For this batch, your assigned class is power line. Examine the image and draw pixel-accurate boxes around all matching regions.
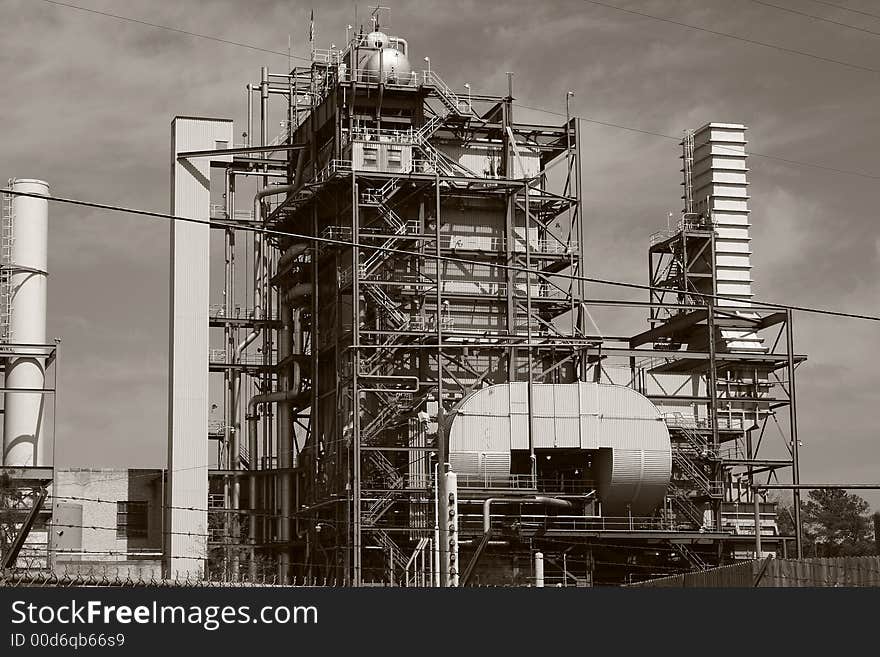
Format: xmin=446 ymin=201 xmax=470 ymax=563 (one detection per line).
xmin=750 ymin=0 xmax=880 ymax=38
xmin=37 ymin=0 xmax=311 ymax=62
xmin=32 ymin=0 xmax=880 ymax=183
xmin=516 ymin=105 xmax=880 ymax=181
xmin=581 ymin=0 xmax=880 ymax=75
xmin=4 ymin=185 xmax=879 ymax=323
xmin=811 ymin=0 xmax=880 ymax=22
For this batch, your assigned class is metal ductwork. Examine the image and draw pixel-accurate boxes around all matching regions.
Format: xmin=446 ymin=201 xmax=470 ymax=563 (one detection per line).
xmin=447 ymin=382 xmax=672 ymax=515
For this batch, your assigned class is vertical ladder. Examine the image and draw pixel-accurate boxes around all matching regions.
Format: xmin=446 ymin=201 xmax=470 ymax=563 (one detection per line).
xmin=0 ymin=181 xmax=15 ymax=342
xmin=682 ymin=130 xmax=695 ymax=214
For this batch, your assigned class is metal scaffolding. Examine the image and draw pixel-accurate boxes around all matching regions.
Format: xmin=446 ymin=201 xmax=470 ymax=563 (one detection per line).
xmin=191 ymin=28 xmax=805 ymax=586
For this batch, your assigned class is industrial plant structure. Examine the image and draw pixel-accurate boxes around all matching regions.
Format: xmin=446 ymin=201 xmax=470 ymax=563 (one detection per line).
xmin=161 ymin=12 xmax=807 ymax=586
xmin=0 ymin=178 xmax=57 ymax=569
xmin=0 ymin=11 xmax=806 ymax=586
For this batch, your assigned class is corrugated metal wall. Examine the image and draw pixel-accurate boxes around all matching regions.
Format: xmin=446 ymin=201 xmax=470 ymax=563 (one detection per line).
xmin=448 ymin=382 xmax=671 ymax=512
xmin=628 ymin=556 xmax=880 ymax=587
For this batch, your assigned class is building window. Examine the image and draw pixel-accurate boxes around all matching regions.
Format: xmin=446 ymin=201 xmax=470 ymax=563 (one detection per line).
xmin=387 ymin=147 xmax=402 ymax=170
xmin=117 ymin=501 xmax=148 ymax=539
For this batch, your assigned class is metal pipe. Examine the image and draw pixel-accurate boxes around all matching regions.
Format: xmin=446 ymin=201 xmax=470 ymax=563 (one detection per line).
xmin=277 ymin=292 xmax=292 ymax=582
xmin=748 ymin=429 xmax=761 ymax=559
xmin=433 ymin=460 xmax=440 ymax=587
xmin=482 ymin=497 xmax=572 ymax=534
xmin=434 ymin=168 xmax=447 ymax=587
xmin=786 ymin=309 xmax=803 ymax=558
xmin=282 ymin=282 xmax=312 ymax=304
xmin=260 ymin=67 xmax=269 ymax=159
xmin=351 ymin=176 xmax=362 ymax=586
xmin=534 ymin=552 xmax=544 ymax=588
xmin=275 ymin=242 xmax=309 ymax=280
xmin=524 ymin=181 xmax=536 ymax=484
xmin=227 ymin=169 xmax=238 ymax=581
xmin=236 ymin=182 xmax=302 ymax=361
xmin=246 ymin=387 xmax=309 ymax=580
xmin=259 ymin=69 xmax=271 ymax=546
xmin=247 ymin=84 xmax=253 ymax=148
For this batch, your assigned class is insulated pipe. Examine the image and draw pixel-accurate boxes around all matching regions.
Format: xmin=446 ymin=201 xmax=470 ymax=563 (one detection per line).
xmin=291 ymin=308 xmax=303 ymax=401
xmin=277 ymin=295 xmax=292 ymax=582
xmin=282 ymin=283 xmax=312 ymax=305
xmin=239 ymin=177 xmax=304 ymax=580
xmin=482 ymin=496 xmax=572 ymax=534
xmin=235 ymin=182 xmax=302 ymax=365
xmin=534 ymin=552 xmax=544 ymax=588
xmin=246 ymin=388 xmax=309 ymax=577
xmin=3 ymin=179 xmax=49 ymax=467
xmin=275 ymin=242 xmax=309 ymax=280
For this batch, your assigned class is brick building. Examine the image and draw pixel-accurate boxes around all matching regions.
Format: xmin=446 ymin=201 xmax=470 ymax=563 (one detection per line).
xmin=49 ymin=468 xmax=164 ymax=578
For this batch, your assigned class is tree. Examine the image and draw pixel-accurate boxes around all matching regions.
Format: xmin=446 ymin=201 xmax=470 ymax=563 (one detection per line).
xmin=776 ymin=489 xmax=876 ymax=557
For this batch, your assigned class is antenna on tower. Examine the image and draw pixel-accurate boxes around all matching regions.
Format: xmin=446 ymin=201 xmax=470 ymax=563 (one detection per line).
xmin=370 ymin=5 xmax=390 ymax=30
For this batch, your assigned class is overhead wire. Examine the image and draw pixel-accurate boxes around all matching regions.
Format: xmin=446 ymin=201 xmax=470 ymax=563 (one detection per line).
xmin=513 ymin=105 xmax=880 ymax=181
xmin=33 ymin=0 xmax=880 ymax=183
xmin=751 ymin=0 xmax=880 ymax=38
xmin=810 ymin=0 xmax=880 ymax=22
xmin=580 ymin=0 xmax=880 ymax=75
xmin=3 ymin=186 xmax=878 ymax=323
xmin=37 ymin=0 xmax=312 ymax=62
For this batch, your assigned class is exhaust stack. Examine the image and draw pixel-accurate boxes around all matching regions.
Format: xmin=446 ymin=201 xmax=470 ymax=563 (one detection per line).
xmin=2 ymin=178 xmax=49 ymax=467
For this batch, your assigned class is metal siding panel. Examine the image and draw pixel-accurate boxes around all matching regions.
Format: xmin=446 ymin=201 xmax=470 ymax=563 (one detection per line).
xmin=169 ymin=117 xmax=232 ymax=578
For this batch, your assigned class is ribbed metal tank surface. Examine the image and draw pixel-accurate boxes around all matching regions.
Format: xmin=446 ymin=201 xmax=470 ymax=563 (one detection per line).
xmin=447 ymin=382 xmax=671 ymax=514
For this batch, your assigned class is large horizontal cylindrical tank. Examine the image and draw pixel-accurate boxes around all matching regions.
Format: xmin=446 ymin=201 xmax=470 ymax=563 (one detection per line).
xmin=3 ymin=178 xmax=49 ymax=467
xmin=446 ymin=382 xmax=672 ymax=515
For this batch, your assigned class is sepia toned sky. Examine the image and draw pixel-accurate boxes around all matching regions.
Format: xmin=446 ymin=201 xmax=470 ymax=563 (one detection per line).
xmin=1 ymin=0 xmax=878 ymax=505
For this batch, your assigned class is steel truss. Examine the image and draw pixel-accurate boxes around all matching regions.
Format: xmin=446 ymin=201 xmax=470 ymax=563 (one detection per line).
xmin=202 ymin=50 xmax=804 ymax=585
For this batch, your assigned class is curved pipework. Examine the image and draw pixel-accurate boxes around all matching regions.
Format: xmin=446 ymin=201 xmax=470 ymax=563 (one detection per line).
xmin=389 ymin=37 xmax=408 ymax=55
xmin=246 ymin=387 xmax=309 ymax=581
xmin=283 ymin=282 xmax=312 ymax=305
xmin=277 ymin=242 xmax=308 ymax=270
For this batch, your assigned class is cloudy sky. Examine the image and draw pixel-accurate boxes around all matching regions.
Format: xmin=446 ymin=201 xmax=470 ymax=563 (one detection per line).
xmin=1 ymin=1 xmax=878 ymax=504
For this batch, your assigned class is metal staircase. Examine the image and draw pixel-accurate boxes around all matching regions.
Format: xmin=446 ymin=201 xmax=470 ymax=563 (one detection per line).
xmin=674 ymin=541 xmax=709 ymax=571
xmin=360 ymin=331 xmax=411 ymax=375
xmin=365 ymin=448 xmax=406 ymax=526
xmin=672 ymin=450 xmax=723 ymax=498
xmin=364 ymin=285 xmax=410 ymax=329
xmin=675 ymin=425 xmax=717 ymax=459
xmin=668 ymin=484 xmax=705 ymax=528
xmin=355 ymin=177 xmax=420 ymax=330
xmin=363 ymin=473 xmax=406 ymax=526
xmin=404 ymin=537 xmax=431 ymax=587
xmin=423 ymin=71 xmax=474 ymax=116
xmin=371 ymin=528 xmax=408 ymax=581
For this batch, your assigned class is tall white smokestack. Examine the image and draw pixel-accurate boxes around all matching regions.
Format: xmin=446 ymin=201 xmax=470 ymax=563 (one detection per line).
xmin=3 ymin=178 xmax=49 ymax=467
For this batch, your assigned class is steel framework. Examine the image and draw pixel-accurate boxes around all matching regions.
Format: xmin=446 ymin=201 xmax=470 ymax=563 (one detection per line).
xmin=193 ymin=28 xmax=805 ymax=586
